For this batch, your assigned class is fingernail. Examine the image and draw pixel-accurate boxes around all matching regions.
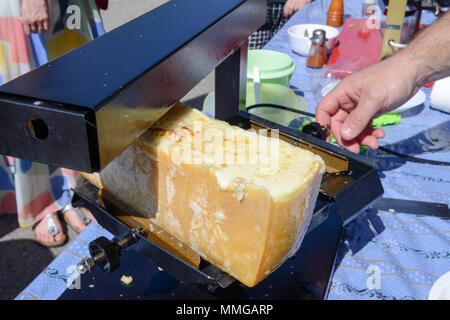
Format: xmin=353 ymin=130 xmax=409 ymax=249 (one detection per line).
xmin=341 ymin=127 xmax=353 ymax=139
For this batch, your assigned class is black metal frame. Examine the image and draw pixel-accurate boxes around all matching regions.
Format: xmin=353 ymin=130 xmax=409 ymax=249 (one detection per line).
xmin=0 ymin=0 xmax=266 ymax=172
xmin=67 ymin=186 xmax=343 ymax=300
xmin=72 ymin=180 xmax=236 ymax=289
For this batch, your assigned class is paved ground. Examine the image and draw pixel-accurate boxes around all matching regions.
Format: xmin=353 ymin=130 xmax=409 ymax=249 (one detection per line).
xmin=0 ymin=0 xmax=214 ymax=300
xmin=0 ymin=214 xmax=77 ymax=300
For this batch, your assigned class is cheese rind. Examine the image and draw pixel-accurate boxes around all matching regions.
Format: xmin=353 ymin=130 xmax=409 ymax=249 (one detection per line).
xmin=98 ymin=103 xmax=325 ymax=287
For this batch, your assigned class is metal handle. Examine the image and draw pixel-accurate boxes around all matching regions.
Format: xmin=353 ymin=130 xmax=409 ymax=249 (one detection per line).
xmin=388 ymin=39 xmax=407 ymax=49
xmin=77 ymin=228 xmax=146 ymax=274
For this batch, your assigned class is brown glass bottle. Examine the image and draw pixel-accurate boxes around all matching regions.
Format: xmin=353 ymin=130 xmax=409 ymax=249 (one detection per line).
xmin=307 ymin=29 xmax=327 ymax=69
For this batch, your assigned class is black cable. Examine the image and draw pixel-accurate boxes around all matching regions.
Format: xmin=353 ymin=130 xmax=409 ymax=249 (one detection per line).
xmin=245 ymin=103 xmax=315 ymax=118
xmin=246 ymin=103 xmax=450 ymax=166
xmin=379 ymin=146 xmax=450 ymax=166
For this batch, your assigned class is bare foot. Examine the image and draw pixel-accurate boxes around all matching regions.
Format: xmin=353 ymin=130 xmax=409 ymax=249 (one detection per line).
xmin=64 ymin=207 xmax=95 ymax=232
xmin=34 ymin=214 xmax=66 ymax=245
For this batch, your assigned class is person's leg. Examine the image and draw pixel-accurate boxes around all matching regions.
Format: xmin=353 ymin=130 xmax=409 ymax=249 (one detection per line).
xmin=268 ymin=3 xmax=288 ymax=38
xmin=33 ymin=213 xmax=66 ymax=246
xmin=0 ymin=157 xmax=16 ymax=215
xmin=60 ymin=172 xmax=95 ymax=233
xmin=12 ymin=160 xmax=69 ymax=245
xmin=248 ymin=3 xmax=288 ymax=50
xmin=249 ymin=4 xmax=273 ymax=50
xmin=0 ymin=0 xmax=100 ymax=247
xmin=63 ymin=206 xmax=95 ymax=233
xmin=31 ymin=169 xmax=95 ymax=243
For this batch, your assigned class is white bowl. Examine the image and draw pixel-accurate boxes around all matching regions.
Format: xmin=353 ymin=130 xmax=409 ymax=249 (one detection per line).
xmin=288 ymin=24 xmax=340 ymax=56
xmin=429 ymin=271 xmax=450 ymax=300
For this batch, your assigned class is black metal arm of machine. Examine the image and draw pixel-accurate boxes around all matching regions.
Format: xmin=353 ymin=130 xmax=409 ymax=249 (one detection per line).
xmin=0 ymin=0 xmax=266 ymax=172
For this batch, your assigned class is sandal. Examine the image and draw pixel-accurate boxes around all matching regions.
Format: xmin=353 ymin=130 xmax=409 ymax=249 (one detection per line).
xmin=32 ymin=212 xmax=68 ymax=247
xmin=62 ymin=204 xmax=92 ymax=234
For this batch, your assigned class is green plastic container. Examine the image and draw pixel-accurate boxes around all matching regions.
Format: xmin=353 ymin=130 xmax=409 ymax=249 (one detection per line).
xmin=203 ymin=49 xmax=302 ymax=126
xmin=247 ymin=49 xmax=296 ymax=87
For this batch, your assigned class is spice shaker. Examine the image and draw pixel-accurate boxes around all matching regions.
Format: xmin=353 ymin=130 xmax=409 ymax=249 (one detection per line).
xmin=327 ymin=0 xmax=344 ymax=27
xmin=307 ymin=29 xmax=327 ymax=69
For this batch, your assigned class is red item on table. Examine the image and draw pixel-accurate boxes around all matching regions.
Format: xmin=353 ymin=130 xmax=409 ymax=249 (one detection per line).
xmin=326 ymin=19 xmax=434 ymax=88
xmin=326 ymin=18 xmax=383 ymax=78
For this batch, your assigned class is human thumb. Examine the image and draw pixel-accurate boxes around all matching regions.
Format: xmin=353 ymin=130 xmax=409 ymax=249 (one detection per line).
xmin=340 ymin=97 xmax=381 ymax=141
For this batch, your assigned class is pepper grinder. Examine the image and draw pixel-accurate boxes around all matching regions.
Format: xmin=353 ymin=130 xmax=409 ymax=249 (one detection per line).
xmin=327 ymin=0 xmax=344 ymax=27
xmin=306 ymin=29 xmax=327 ymax=69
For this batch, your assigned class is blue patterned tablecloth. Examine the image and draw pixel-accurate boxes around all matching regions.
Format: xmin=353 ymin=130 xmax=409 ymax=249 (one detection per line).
xmin=263 ymin=0 xmax=450 ymax=300
xmin=17 ymin=0 xmax=449 ymax=300
xmin=16 ymin=221 xmax=113 ymax=300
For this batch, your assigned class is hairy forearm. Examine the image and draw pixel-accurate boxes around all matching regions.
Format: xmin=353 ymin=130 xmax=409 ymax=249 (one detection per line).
xmin=396 ymin=11 xmax=450 ymax=87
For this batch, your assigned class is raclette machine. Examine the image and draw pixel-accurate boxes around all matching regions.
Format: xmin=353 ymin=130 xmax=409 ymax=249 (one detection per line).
xmin=0 ymin=0 xmax=384 ymax=299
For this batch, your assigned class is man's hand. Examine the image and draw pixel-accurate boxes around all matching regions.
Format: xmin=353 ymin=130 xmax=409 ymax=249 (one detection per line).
xmin=315 ymin=12 xmax=450 ymax=154
xmin=284 ymin=0 xmax=311 ymax=18
xmin=315 ymin=56 xmax=418 ymax=153
xmin=21 ymin=0 xmax=50 ymax=35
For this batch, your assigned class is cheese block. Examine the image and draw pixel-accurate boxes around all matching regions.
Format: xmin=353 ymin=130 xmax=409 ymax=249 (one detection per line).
xmin=96 ymin=103 xmax=325 ymax=287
